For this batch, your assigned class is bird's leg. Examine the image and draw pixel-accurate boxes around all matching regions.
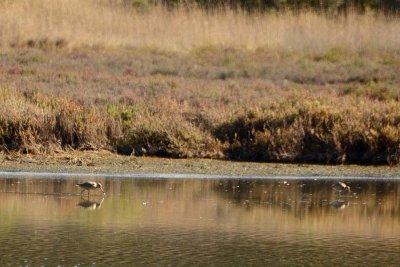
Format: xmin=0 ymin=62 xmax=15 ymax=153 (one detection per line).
xmin=81 ymin=189 xmax=85 ymax=196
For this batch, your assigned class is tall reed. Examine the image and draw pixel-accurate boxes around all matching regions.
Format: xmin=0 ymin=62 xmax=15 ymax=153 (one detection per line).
xmin=1 ymin=0 xmax=400 ymax=53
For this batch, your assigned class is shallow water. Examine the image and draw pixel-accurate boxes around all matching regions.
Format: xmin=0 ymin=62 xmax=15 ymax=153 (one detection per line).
xmin=0 ymin=175 xmax=399 ymax=266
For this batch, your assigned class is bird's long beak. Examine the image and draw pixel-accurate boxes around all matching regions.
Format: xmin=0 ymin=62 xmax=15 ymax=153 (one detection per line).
xmin=101 ymin=188 xmax=106 ymax=195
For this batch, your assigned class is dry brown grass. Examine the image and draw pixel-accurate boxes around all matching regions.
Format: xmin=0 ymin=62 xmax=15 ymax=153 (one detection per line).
xmin=1 ymin=0 xmax=400 ymax=54
xmin=1 ymin=2 xmax=400 ymax=164
xmin=0 ymin=45 xmax=399 ymax=164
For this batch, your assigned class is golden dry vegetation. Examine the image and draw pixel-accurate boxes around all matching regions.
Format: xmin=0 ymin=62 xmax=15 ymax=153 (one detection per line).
xmin=0 ymin=0 xmax=399 ymax=164
xmin=1 ymin=0 xmax=400 ymax=53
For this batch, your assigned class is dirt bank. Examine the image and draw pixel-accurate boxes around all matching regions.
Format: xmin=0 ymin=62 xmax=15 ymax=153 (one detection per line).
xmin=0 ymin=151 xmax=398 ymax=177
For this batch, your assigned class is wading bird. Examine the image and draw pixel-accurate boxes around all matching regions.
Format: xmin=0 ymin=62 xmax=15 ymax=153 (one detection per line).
xmin=332 ymin=181 xmax=351 ymax=195
xmin=76 ymin=181 xmax=105 ymax=196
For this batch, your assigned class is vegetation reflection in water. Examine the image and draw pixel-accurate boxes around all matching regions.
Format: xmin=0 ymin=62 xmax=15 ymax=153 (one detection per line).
xmin=0 ymin=177 xmax=399 ymax=266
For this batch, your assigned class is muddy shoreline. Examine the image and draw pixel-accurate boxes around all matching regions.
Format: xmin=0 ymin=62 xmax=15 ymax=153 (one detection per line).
xmin=0 ymin=151 xmax=398 ymax=178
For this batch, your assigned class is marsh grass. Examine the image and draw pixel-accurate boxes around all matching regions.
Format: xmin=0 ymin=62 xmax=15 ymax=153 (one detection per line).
xmin=215 ymin=100 xmax=400 ymax=164
xmin=0 ymin=2 xmax=400 ymax=164
xmin=0 ymin=77 xmax=399 ymax=164
xmin=1 ymin=0 xmax=400 ymax=54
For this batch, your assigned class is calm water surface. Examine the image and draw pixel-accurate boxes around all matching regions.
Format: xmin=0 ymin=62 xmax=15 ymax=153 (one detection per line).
xmin=0 ymin=175 xmax=399 ymax=266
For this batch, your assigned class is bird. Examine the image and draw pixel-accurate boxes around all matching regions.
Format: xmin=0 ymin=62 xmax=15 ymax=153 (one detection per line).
xmin=76 ymin=181 xmax=105 ymax=196
xmin=332 ymin=181 xmax=351 ymax=194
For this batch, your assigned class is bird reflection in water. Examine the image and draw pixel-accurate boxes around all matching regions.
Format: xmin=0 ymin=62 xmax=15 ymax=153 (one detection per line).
xmin=319 ymin=199 xmax=349 ymax=210
xmin=330 ymin=199 xmax=349 ymax=210
xmin=77 ymin=196 xmax=105 ymax=210
xmin=329 ymin=182 xmax=351 ymax=209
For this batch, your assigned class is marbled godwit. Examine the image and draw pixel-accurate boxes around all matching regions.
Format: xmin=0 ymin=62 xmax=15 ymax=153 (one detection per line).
xmin=76 ymin=181 xmax=105 ymax=196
